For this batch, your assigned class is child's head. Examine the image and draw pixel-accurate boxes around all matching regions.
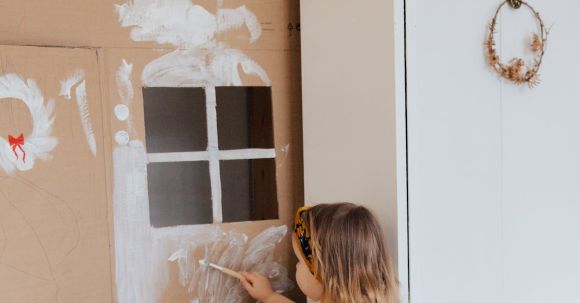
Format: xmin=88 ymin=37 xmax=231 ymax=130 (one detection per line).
xmin=293 ymin=202 xmax=399 ymax=303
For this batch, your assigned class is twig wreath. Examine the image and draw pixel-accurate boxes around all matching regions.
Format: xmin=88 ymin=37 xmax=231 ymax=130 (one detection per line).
xmin=485 ymin=0 xmax=548 ymax=87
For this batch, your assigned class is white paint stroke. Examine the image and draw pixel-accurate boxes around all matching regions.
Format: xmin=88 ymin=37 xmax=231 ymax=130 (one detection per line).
xmin=186 ymin=226 xmax=294 ymax=302
xmin=205 ymin=86 xmax=222 ymax=224
xmin=59 ymin=69 xmax=85 ymax=100
xmin=113 ymin=140 xmax=220 ymax=303
xmin=0 ymin=74 xmax=57 ymax=174
xmin=116 ymin=60 xmax=134 ymax=106
xmin=74 ymin=81 xmax=97 ymax=157
xmin=115 ymin=1 xmax=262 ymax=48
xmin=147 ymin=149 xmax=276 ymax=163
xmin=216 ymin=6 xmax=262 ymax=43
xmin=141 ymin=48 xmax=270 ymax=87
xmin=116 ymin=1 xmax=269 ymax=87
xmin=277 ymin=144 xmax=290 ymax=169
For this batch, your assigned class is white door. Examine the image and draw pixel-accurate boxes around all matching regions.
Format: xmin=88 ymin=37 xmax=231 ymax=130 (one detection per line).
xmin=407 ymin=1 xmax=580 ymax=302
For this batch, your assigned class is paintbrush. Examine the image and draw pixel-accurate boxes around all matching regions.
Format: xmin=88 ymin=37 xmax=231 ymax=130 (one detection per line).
xmin=198 ymin=259 xmax=244 ymax=280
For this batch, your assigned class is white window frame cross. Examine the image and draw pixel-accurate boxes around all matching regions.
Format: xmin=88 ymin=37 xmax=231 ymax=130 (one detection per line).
xmin=146 ymin=86 xmax=276 ymax=224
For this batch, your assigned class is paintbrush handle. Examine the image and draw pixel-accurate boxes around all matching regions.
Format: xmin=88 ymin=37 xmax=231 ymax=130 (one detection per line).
xmin=219 ymin=267 xmax=244 ymax=280
xmin=209 ymin=263 xmax=244 ymax=280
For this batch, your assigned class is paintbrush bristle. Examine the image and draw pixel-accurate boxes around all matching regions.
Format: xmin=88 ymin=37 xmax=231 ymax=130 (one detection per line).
xmin=198 ymin=259 xmax=210 ymax=266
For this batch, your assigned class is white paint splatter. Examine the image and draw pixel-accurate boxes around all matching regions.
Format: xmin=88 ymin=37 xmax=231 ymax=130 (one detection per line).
xmin=114 ymin=131 xmax=130 ymax=146
xmin=59 ymin=69 xmax=85 ymax=100
xmin=74 ymin=81 xmax=97 ymax=157
xmin=114 ymin=104 xmax=130 ymax=121
xmin=0 ymin=74 xmax=57 ymax=174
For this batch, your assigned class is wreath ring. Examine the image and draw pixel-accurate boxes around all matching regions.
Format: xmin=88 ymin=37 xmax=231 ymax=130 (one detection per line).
xmin=485 ymin=1 xmax=548 ymax=87
xmin=0 ymin=74 xmax=57 ymax=174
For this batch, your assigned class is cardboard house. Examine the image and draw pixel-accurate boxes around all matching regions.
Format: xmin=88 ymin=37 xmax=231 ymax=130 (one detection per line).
xmin=0 ymin=1 xmax=303 ymax=302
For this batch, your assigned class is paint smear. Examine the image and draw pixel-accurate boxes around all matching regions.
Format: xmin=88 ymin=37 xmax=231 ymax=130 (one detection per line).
xmin=190 ymin=226 xmax=294 ymax=302
xmin=59 ymin=69 xmax=85 ymax=100
xmin=141 ymin=48 xmax=270 ymax=87
xmin=115 ymin=0 xmax=262 ymax=48
xmin=0 ymin=74 xmax=57 ymax=174
xmin=113 ymin=141 xmax=220 ymax=303
xmin=216 ymin=6 xmax=262 ymax=43
xmin=74 ymin=81 xmax=97 ymax=157
xmin=166 ymin=225 xmax=293 ymax=300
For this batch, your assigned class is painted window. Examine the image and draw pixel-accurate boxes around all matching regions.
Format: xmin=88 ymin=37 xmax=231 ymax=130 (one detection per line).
xmin=143 ymin=87 xmax=278 ymax=227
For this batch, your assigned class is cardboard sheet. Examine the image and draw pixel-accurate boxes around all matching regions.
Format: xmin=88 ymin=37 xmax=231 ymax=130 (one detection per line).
xmin=0 ymin=0 xmax=303 ymax=302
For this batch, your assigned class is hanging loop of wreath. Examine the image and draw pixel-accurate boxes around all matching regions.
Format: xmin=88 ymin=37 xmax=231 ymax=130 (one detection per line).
xmin=508 ymin=0 xmax=522 ymax=9
xmin=485 ymin=1 xmax=548 ymax=88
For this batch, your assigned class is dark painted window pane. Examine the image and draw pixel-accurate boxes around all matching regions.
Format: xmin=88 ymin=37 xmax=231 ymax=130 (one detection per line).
xmin=216 ymin=87 xmax=274 ymax=150
xmin=143 ymin=87 xmax=207 ymax=153
xmin=147 ymin=162 xmax=213 ymax=227
xmin=221 ymin=159 xmax=278 ymax=223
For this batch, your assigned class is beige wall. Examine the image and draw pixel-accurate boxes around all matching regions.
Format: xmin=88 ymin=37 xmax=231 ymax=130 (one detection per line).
xmin=300 ymin=0 xmax=399 ymax=268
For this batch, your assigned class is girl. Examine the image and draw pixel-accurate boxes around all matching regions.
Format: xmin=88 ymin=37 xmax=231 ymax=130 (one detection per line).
xmin=241 ymin=202 xmax=400 ymax=303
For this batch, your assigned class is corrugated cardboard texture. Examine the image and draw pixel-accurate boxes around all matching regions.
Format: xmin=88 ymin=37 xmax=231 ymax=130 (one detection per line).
xmin=0 ymin=0 xmax=303 ymax=302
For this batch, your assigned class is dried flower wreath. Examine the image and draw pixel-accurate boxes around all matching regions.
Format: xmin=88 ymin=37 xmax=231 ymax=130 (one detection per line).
xmin=485 ymin=0 xmax=548 ymax=87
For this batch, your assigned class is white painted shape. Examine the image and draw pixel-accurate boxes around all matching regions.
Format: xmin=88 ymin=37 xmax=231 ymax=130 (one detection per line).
xmin=0 ymin=74 xmax=57 ymax=174
xmin=114 ymin=104 xmax=130 ymax=121
xmin=168 ymin=249 xmax=186 ymax=262
xmin=59 ymin=69 xmax=85 ymax=100
xmin=74 ymin=81 xmax=97 ymax=157
xmin=113 ymin=140 xmax=221 ymax=303
xmin=191 ymin=226 xmax=293 ymax=302
xmin=116 ymin=60 xmax=134 ymax=106
xmin=141 ymin=48 xmax=270 ymax=87
xmin=205 ymin=86 xmax=222 ymax=223
xmin=113 ymin=140 xmax=165 ymax=303
xmin=115 ymin=0 xmax=217 ymax=48
xmin=115 ymin=130 xmax=130 ymax=146
xmin=216 ymin=6 xmax=262 ymax=43
xmin=116 ymin=1 xmax=263 ymax=48
xmin=219 ymin=149 xmax=275 ymax=160
xmin=407 ymin=1 xmax=580 ymax=303
xmin=147 ymin=149 xmax=276 ymax=163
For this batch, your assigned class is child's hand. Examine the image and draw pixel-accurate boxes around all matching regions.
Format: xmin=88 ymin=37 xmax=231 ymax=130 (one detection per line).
xmin=240 ymin=271 xmax=275 ymax=302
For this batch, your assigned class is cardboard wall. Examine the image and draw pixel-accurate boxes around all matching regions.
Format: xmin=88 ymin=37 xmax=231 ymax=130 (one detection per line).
xmin=0 ymin=1 xmax=303 ymax=302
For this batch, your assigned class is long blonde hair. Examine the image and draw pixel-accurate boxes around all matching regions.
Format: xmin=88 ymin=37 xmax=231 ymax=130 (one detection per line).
xmin=308 ymin=203 xmax=400 ymax=303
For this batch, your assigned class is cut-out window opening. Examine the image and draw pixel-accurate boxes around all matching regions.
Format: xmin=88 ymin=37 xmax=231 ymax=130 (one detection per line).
xmin=143 ymin=86 xmax=278 ymax=227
